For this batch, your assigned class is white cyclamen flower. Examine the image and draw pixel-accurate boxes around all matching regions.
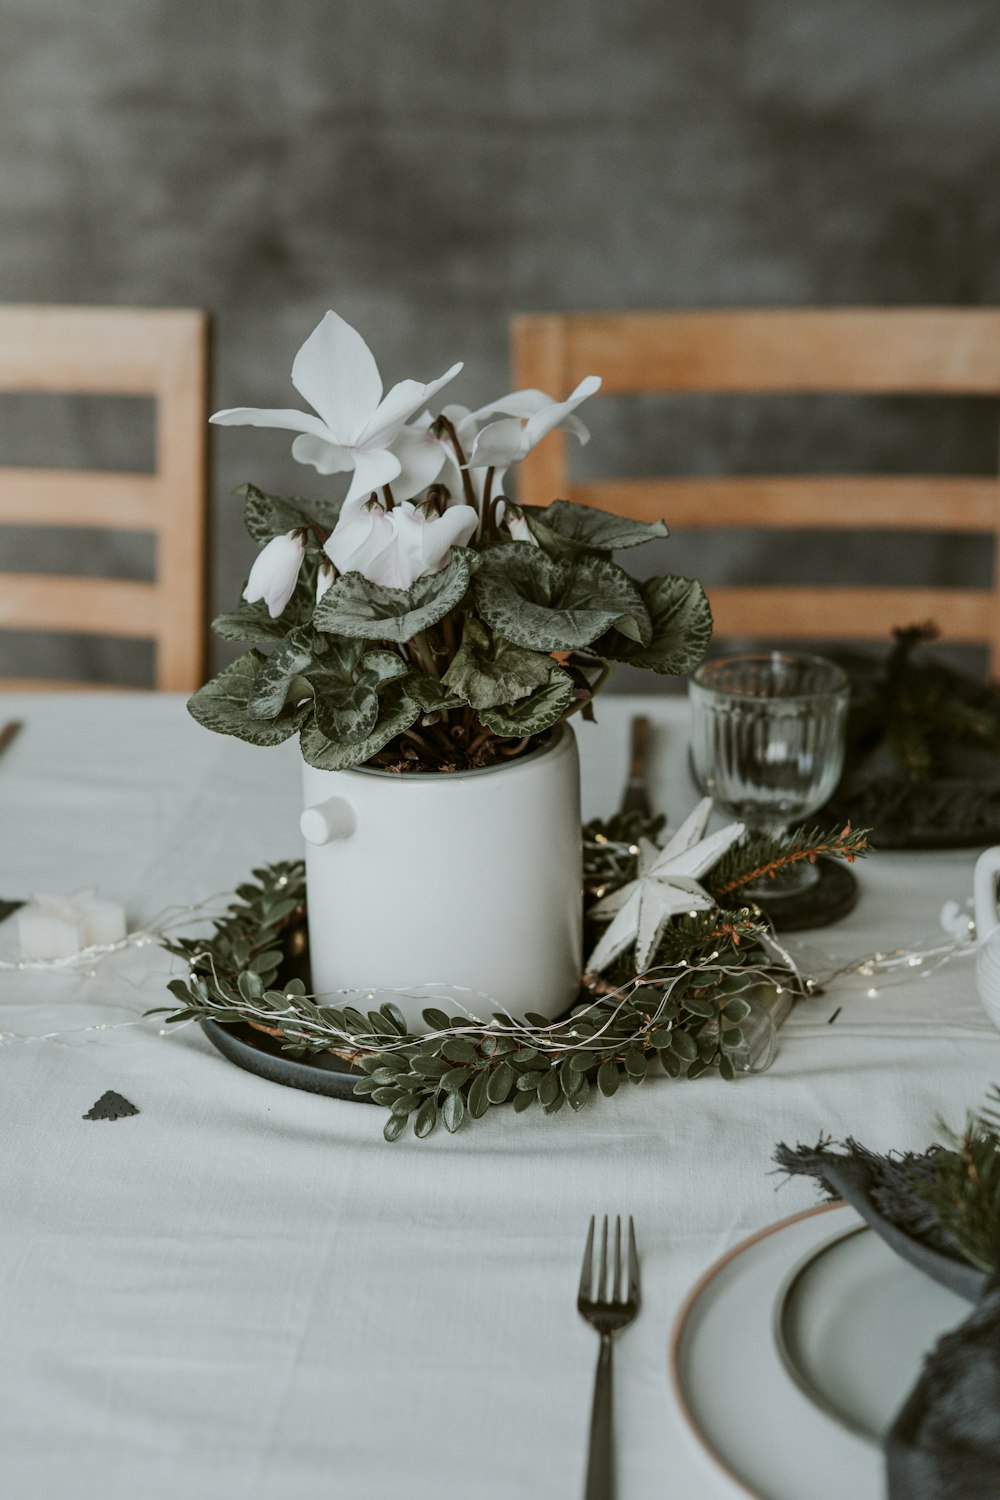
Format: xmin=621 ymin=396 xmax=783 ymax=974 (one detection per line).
xmin=315 ymin=561 xmax=334 ymax=604
xmin=324 ymin=497 xmax=477 ymax=591
xmin=210 ymin=311 xmax=463 ymax=506
xmin=497 ymin=501 xmax=537 ymax=545
xmin=243 ymin=532 xmax=306 ymax=618
xmin=467 ymin=375 xmax=602 ymax=468
xmin=388 ymin=406 xmax=500 ymax=508
xmin=386 ymin=412 xmax=451 ymax=502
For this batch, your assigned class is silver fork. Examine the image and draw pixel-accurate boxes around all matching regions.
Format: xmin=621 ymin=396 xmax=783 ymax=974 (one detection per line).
xmin=577 ymin=1215 xmax=640 ymax=1500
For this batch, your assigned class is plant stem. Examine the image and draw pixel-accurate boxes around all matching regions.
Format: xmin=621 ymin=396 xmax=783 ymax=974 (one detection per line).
xmin=466 ymin=726 xmax=494 ymax=757
xmin=409 ymin=631 xmax=438 ymax=676
xmin=435 ymin=415 xmax=479 ymax=510
xmin=479 ymin=467 xmax=496 ymax=540
xmin=563 ymin=659 xmax=614 ymax=723
xmin=588 ymin=660 xmax=614 ymax=699
xmin=439 ymin=610 xmax=458 ymax=657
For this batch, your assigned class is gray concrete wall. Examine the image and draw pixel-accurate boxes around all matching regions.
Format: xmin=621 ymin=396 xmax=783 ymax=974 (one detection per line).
xmin=2 ymin=0 xmax=1000 ymax=684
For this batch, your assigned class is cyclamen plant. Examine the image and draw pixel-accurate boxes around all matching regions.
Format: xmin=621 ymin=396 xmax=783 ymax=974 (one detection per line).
xmin=190 ymin=310 xmax=713 ymax=772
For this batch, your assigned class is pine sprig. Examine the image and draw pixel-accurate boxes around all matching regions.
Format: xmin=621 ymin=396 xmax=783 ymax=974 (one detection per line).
xmin=582 ymin=810 xmax=665 ymax=895
xmin=707 ymin=824 xmax=871 ymax=902
xmin=635 ymin=908 xmax=769 ymax=964
xmin=909 ymin=1096 xmax=1000 ymax=1274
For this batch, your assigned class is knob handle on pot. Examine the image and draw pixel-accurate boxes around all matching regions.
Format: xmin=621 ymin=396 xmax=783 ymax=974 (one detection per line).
xmin=973 ymin=846 xmax=1000 ymax=944
xmin=300 ymin=796 xmax=357 ymax=846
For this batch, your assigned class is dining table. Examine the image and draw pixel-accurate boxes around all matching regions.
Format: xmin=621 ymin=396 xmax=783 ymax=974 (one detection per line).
xmin=1 ymin=688 xmax=998 ymax=1500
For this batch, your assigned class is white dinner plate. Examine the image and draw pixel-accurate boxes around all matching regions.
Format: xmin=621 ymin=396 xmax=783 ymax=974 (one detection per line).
xmin=669 ymin=1202 xmax=969 ymax=1500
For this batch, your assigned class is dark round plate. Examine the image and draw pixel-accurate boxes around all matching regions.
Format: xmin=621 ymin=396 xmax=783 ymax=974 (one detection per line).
xmin=200 ymin=1019 xmax=372 ymax=1103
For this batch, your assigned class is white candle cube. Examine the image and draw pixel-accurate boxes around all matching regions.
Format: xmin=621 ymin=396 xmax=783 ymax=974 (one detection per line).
xmin=17 ymin=888 xmax=127 ymax=960
xmin=76 ymin=890 xmax=127 ymax=947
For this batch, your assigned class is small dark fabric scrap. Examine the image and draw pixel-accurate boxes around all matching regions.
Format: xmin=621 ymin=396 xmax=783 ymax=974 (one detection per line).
xmin=83 ymin=1090 xmax=139 ymax=1121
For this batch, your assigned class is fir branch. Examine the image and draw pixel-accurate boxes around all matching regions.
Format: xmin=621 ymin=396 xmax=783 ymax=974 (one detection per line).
xmin=582 ymin=810 xmax=666 ymax=896
xmin=909 ymin=1103 xmax=1000 ymax=1274
xmin=642 ymin=909 xmax=768 ymax=964
xmin=707 ymin=824 xmax=872 ymax=902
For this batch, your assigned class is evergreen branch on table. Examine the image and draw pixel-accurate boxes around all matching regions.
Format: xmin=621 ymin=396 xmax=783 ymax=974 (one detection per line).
xmin=910 ymin=1094 xmax=1000 ymax=1275
xmin=632 ymin=908 xmax=771 ymax=965
xmin=838 ymin=623 xmax=1000 ymax=785
xmin=706 ymin=824 xmax=872 ymax=903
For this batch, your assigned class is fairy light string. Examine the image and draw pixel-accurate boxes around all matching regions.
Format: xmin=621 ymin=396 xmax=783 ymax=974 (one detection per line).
xmin=1 ymin=840 xmax=979 ymax=1052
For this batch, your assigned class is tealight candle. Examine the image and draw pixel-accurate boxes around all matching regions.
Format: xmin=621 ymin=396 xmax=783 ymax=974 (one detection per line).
xmin=17 ymin=889 xmax=126 ymax=961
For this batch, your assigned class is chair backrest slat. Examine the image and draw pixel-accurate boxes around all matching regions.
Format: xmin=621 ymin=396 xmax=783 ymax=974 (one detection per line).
xmin=0 ymin=304 xmax=209 ymax=691
xmin=513 ymin=308 xmax=1000 ymax=672
xmin=0 ymin=470 xmax=161 ymax=529
xmin=568 ymin=476 xmax=1000 ymax=532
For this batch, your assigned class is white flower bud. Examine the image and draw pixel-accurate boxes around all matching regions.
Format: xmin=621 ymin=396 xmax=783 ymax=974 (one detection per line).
xmin=243 ymin=531 xmax=306 ymax=618
xmin=316 ymin=562 xmax=335 ymax=603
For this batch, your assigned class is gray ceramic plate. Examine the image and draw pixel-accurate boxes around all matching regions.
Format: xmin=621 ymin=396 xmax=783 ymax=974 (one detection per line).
xmin=200 ymin=1019 xmax=372 ymax=1103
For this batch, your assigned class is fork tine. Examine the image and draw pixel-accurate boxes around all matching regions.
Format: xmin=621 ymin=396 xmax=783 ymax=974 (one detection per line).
xmin=627 ymin=1215 xmax=640 ymax=1302
xmin=578 ymin=1215 xmax=595 ymax=1301
xmin=613 ymin=1215 xmax=622 ymax=1301
xmin=596 ymin=1215 xmax=609 ymax=1302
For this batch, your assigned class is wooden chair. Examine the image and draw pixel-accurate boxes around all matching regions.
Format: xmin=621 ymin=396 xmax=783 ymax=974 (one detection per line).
xmin=513 ymin=309 xmax=1000 ymax=673
xmin=0 ymin=305 xmax=209 ymax=690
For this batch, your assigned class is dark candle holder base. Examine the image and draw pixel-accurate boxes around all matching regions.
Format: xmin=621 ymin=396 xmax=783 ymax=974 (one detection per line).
xmin=747 ymin=857 xmax=859 ymax=932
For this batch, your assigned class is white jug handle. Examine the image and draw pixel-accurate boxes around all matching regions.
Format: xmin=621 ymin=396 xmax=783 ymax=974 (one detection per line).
xmin=300 ymin=796 xmax=357 ymax=846
xmin=973 ymin=846 xmax=1000 ymax=941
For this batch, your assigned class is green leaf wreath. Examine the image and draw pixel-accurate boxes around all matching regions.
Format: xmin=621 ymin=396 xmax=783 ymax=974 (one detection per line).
xmin=155 ymin=815 xmax=869 ymax=1141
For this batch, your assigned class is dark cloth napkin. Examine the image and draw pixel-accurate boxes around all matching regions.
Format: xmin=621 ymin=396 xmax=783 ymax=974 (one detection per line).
xmin=775 ymin=1139 xmax=1000 ymax=1500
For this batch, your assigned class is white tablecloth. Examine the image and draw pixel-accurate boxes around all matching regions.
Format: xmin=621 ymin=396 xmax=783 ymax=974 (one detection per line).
xmin=1 ymin=693 xmax=997 ymax=1500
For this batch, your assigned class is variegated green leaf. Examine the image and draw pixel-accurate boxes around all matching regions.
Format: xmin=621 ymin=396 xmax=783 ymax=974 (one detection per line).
xmin=239 ymin=482 xmax=341 ymax=543
xmin=442 ymin=617 xmax=554 ymax=709
xmin=477 ymin=668 xmax=573 ymax=736
xmin=524 ymin=499 xmax=668 ymax=553
xmin=299 ymin=683 xmax=420 ymax=770
xmin=403 ymin=674 xmax=464 ymax=716
xmin=248 ymin=629 xmax=317 ymax=719
xmin=314 ymin=550 xmax=475 ymax=643
xmin=211 ymin=599 xmax=289 ymax=645
xmin=472 ymin=546 xmax=650 ymax=651
xmin=306 ymin=645 xmax=408 ymax=744
xmin=187 ymin=652 xmax=307 ymax=745
xmin=594 ymin=574 xmax=712 ymax=676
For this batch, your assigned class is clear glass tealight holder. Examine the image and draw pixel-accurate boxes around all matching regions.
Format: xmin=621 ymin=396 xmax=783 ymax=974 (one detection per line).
xmin=688 ymin=652 xmax=850 ymax=906
xmin=699 ymin=985 xmax=795 ymax=1073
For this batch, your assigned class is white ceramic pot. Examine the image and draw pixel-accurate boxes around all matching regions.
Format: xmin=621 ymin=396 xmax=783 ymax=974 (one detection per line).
xmin=974 ymin=846 xmax=1000 ymax=1031
xmin=299 ymin=726 xmax=582 ymax=1031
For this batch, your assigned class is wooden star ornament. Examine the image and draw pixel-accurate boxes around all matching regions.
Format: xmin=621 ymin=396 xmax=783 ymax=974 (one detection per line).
xmin=586 ymin=797 xmax=745 ymax=973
